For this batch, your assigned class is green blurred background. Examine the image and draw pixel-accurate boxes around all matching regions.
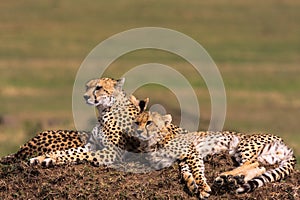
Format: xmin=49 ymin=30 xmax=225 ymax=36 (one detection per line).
xmin=0 ymin=0 xmax=299 ymax=165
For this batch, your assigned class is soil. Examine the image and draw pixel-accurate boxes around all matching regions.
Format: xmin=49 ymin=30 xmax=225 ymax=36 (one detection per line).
xmin=0 ymin=154 xmax=299 ymax=200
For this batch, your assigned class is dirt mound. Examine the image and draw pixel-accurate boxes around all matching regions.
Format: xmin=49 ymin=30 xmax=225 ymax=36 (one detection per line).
xmin=0 ymin=154 xmax=299 ymax=200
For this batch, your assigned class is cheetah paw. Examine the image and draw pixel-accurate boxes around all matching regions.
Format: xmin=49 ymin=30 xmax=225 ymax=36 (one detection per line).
xmin=186 ymin=179 xmax=199 ymax=194
xmin=212 ymin=174 xmax=245 ymax=194
xmin=41 ymin=158 xmax=55 ymax=167
xmin=198 ymin=185 xmax=211 ymax=199
xmin=29 ymin=156 xmax=56 ymax=167
xmin=29 ymin=157 xmax=40 ymax=165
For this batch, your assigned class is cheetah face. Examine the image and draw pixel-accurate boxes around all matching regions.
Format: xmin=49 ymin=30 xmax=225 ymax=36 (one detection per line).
xmin=84 ymin=77 xmax=125 ymax=107
xmin=134 ymin=111 xmax=172 ymax=146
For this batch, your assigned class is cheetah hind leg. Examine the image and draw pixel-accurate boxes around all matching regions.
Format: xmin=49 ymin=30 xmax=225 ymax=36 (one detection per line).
xmin=30 ymin=146 xmax=123 ymax=167
xmin=29 ymin=147 xmax=90 ymax=167
xmin=236 ymin=155 xmax=296 ymax=194
xmin=212 ymin=161 xmax=266 ymax=194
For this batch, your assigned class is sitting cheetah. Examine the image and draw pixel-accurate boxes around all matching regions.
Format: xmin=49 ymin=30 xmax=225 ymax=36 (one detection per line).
xmin=29 ymin=77 xmax=150 ymax=167
xmin=0 ymin=77 xmax=148 ymax=167
xmin=133 ymin=111 xmax=296 ymax=199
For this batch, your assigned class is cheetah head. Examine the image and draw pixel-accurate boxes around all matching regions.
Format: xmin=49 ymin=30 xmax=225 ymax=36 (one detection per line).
xmin=84 ymin=77 xmax=125 ymax=107
xmin=134 ymin=111 xmax=172 ymax=147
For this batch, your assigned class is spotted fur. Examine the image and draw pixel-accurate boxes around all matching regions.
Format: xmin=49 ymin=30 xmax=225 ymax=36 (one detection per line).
xmin=0 ymin=130 xmax=89 ymax=165
xmin=134 ymin=111 xmax=296 ymax=199
xmin=28 ymin=77 xmax=149 ymax=167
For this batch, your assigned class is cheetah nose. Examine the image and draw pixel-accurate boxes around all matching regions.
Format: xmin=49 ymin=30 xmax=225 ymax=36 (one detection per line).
xmin=83 ymin=95 xmax=90 ymax=101
xmin=136 ymin=130 xmax=143 ymax=135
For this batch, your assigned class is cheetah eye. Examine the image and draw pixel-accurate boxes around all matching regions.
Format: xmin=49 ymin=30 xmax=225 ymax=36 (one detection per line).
xmin=95 ymin=86 xmax=102 ymax=90
xmin=146 ymin=121 xmax=152 ymax=126
xmin=134 ymin=121 xmax=140 ymax=125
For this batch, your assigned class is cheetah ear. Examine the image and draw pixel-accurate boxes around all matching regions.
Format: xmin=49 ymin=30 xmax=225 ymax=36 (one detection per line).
xmin=139 ymin=98 xmax=149 ymax=112
xmin=85 ymin=78 xmax=99 ymax=88
xmin=129 ymin=96 xmax=149 ymax=113
xmin=129 ymin=95 xmax=139 ymax=106
xmin=163 ymin=114 xmax=172 ymax=126
xmin=115 ymin=77 xmax=125 ymax=90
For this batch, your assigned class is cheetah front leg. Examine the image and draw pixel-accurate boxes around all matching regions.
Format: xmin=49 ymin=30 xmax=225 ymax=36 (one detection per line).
xmin=180 ymin=145 xmax=211 ymax=199
xmin=179 ymin=161 xmax=198 ymax=193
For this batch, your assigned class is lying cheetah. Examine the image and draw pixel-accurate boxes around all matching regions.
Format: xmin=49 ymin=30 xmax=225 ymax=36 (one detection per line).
xmin=133 ymin=111 xmax=296 ymax=199
xmin=29 ymin=77 xmax=149 ymax=167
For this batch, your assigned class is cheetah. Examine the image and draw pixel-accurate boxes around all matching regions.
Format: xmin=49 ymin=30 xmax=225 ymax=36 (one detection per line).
xmin=29 ymin=77 xmax=150 ymax=167
xmin=0 ymin=77 xmax=148 ymax=167
xmin=133 ymin=111 xmax=296 ymax=199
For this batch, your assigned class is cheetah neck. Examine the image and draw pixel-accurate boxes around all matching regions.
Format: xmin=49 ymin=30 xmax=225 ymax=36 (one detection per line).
xmin=96 ymin=90 xmax=136 ymax=126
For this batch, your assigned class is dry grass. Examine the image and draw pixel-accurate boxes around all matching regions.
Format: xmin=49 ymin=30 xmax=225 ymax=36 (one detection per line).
xmin=0 ymin=154 xmax=299 ymax=200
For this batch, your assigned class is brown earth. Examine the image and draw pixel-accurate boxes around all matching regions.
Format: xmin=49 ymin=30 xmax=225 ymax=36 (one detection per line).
xmin=0 ymin=154 xmax=299 ymax=200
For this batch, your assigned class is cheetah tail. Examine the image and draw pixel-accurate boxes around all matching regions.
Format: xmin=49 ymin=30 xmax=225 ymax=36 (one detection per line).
xmin=236 ymin=155 xmax=296 ymax=194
